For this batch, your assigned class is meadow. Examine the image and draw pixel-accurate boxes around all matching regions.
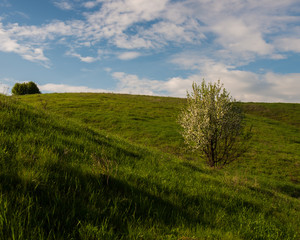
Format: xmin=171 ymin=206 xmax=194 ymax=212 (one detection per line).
xmin=0 ymin=93 xmax=299 ymax=239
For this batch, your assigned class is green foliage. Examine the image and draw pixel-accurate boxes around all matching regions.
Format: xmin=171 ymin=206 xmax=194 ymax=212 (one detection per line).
xmin=11 ymin=83 xmax=26 ymax=95
xmin=11 ymin=81 xmax=41 ymax=95
xmin=1 ymin=94 xmax=299 ymax=239
xmin=179 ymin=80 xmax=250 ymax=167
xmin=27 ymin=81 xmax=41 ymax=94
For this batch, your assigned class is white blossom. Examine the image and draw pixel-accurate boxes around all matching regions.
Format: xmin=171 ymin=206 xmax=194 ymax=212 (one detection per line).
xmin=178 ymin=80 xmax=250 ymax=167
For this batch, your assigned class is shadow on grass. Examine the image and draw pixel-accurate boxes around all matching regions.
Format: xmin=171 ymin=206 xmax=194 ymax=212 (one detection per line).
xmin=277 ymin=183 xmax=300 ymax=199
xmin=0 ymin=160 xmax=205 ymax=239
xmin=180 ymin=161 xmax=209 ymax=174
xmin=1 ymin=154 xmax=298 ymax=239
xmin=1 ymin=156 xmax=271 ymax=240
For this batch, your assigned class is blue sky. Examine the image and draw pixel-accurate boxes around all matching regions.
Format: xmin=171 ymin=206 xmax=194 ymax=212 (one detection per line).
xmin=0 ymin=0 xmax=300 ymax=102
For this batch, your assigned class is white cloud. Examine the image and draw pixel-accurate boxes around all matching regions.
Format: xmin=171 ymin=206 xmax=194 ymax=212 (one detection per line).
xmin=0 ymin=20 xmax=86 ymax=66
xmin=6 ymin=21 xmax=77 ymax=42
xmin=113 ymin=34 xmax=154 ymax=49
xmin=104 ymin=67 xmax=112 ymax=73
xmin=36 ymin=67 xmax=300 ymax=102
xmin=112 ymin=72 xmax=163 ymax=95
xmin=111 ymin=71 xmax=197 ymax=97
xmin=171 ymin=53 xmax=300 ymax=102
xmin=118 ymin=51 xmax=141 ymax=60
xmin=125 ymin=0 xmax=168 ymax=20
xmin=53 ymin=1 xmax=73 ymax=10
xmin=2 ymin=0 xmax=299 ymax=66
xmin=110 ymin=50 xmax=300 ymax=102
xmin=38 ymin=83 xmax=109 ymax=93
xmin=83 ymin=0 xmax=103 ymax=9
xmin=264 ymin=72 xmax=300 ymax=101
xmin=83 ymin=2 xmax=98 ymax=9
xmin=167 ymin=0 xmax=300 ymax=64
xmin=212 ymin=17 xmax=274 ymax=55
xmin=0 ymin=23 xmax=49 ymax=66
xmin=274 ymin=38 xmax=300 ymax=53
xmin=163 ymin=76 xmax=196 ymax=97
xmin=66 ymin=50 xmax=99 ymax=63
xmin=165 ymin=70 xmax=300 ymax=103
xmin=66 ymin=48 xmax=104 ymax=62
xmin=77 ymin=56 xmax=97 ymax=63
xmin=83 ymin=0 xmax=170 ymax=47
xmin=142 ymin=20 xmax=204 ymax=47
xmin=0 ymin=83 xmax=10 ymax=95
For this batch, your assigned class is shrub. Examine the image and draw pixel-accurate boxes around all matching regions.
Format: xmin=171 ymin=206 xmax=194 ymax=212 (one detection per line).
xmin=12 ymin=82 xmax=41 ymax=95
xmin=178 ymin=80 xmax=251 ymax=167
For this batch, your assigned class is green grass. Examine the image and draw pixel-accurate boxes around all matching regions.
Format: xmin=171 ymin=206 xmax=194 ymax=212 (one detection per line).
xmin=0 ymin=93 xmax=299 ymax=239
xmin=240 ymin=102 xmax=300 ymax=128
xmin=20 ymin=93 xmax=188 ymax=158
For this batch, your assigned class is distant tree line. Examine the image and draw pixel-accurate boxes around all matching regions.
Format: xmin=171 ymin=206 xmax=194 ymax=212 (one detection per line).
xmin=12 ymin=81 xmax=41 ymax=95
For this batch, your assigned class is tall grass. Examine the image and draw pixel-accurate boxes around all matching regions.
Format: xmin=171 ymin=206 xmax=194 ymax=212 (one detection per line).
xmin=1 ymin=94 xmax=299 ymax=239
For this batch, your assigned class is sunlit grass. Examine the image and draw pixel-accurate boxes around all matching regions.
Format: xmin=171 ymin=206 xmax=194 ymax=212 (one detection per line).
xmin=0 ymin=93 xmax=299 ymax=239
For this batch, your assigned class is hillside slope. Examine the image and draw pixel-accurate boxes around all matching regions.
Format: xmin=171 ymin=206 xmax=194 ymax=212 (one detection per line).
xmin=1 ymin=94 xmax=299 ymax=239
xmin=21 ymin=93 xmax=300 ymax=182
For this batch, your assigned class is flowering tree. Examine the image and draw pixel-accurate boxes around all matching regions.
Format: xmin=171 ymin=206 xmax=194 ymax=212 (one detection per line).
xmin=178 ymin=80 xmax=250 ymax=167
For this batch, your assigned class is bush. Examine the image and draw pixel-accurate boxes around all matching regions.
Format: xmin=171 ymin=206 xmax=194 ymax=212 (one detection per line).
xmin=178 ymin=80 xmax=251 ymax=167
xmin=12 ymin=82 xmax=41 ymax=95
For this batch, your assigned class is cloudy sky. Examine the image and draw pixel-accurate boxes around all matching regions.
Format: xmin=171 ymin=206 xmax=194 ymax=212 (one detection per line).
xmin=0 ymin=0 xmax=299 ymax=102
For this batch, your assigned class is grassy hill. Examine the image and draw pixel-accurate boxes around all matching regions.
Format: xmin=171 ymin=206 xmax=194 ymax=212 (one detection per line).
xmin=0 ymin=93 xmax=299 ymax=239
